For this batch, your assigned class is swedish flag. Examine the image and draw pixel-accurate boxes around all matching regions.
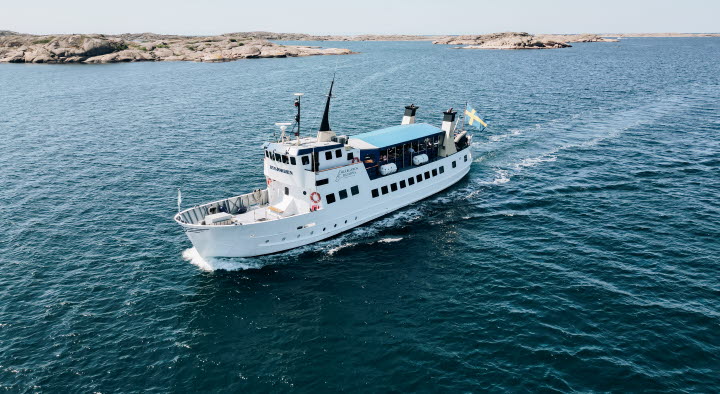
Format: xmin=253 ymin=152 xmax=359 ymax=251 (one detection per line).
xmin=464 ymin=105 xmax=488 ymax=129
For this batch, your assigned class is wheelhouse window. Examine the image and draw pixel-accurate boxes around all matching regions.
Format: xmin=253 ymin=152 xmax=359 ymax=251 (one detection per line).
xmin=408 ymin=177 xmax=415 ymax=185
xmin=282 ymin=155 xmax=289 ymax=164
xmin=335 ymin=149 xmax=342 ymax=158
xmin=346 ymin=152 xmax=354 ymax=161
xmin=351 ymin=185 xmax=360 ymax=195
xmin=326 ymin=193 xmax=336 ymax=204
xmin=399 ymin=180 xmax=406 ymax=189
xmin=432 ymin=169 xmax=438 ymax=177
xmin=339 ymin=189 xmax=348 ymax=200
xmin=381 ymin=186 xmax=389 ymax=195
xmin=391 ymin=183 xmax=398 ymax=192
xmin=301 ymin=155 xmax=310 ymax=165
xmin=265 ymin=151 xmax=269 ymax=158
xmin=290 ymin=156 xmax=296 ymax=165
xmin=371 ymin=189 xmax=379 ymax=198
xmin=274 ymin=153 xmax=281 ymax=161
xmin=284 ymin=187 xmax=289 ymax=195
xmin=316 ymin=178 xmax=329 ymax=186
xmin=325 ymin=151 xmax=333 ymax=160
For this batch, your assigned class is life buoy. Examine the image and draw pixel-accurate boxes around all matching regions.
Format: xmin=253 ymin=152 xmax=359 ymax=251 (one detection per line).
xmin=351 ymin=157 xmax=361 ymax=164
xmin=311 ymin=204 xmax=320 ymax=211
xmin=266 ymin=178 xmax=272 ymax=186
xmin=310 ymin=192 xmax=321 ymax=203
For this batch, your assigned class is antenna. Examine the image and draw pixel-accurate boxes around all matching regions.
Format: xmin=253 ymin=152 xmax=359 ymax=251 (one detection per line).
xmin=275 ymin=122 xmax=292 ymax=142
xmin=294 ymin=93 xmax=304 ymax=145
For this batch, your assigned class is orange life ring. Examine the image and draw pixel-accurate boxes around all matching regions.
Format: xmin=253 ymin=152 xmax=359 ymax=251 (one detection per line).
xmin=351 ymin=157 xmax=361 ymax=164
xmin=310 ymin=192 xmax=321 ymax=203
xmin=266 ymin=178 xmax=272 ymax=186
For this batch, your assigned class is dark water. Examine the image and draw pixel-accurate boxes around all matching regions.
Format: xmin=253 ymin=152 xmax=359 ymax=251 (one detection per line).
xmin=1 ymin=38 xmax=719 ymax=392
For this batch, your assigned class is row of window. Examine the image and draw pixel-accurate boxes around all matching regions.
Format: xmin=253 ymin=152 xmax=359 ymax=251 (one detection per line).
xmin=325 ymin=185 xmax=360 ymax=204
xmin=371 ymin=164 xmax=450 ymax=198
xmin=265 ymin=150 xmax=310 ymax=165
xmin=265 ymin=148 xmax=355 ymax=166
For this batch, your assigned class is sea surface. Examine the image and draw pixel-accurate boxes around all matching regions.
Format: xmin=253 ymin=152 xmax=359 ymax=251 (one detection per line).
xmin=1 ymin=38 xmax=719 ymax=392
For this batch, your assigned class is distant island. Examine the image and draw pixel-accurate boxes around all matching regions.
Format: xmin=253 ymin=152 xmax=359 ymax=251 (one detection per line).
xmin=0 ymin=32 xmax=354 ymax=64
xmin=1 ymin=30 xmax=718 ymax=63
xmin=431 ymin=32 xmax=617 ymax=49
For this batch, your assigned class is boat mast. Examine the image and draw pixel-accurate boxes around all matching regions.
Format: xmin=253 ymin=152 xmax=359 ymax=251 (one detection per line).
xmin=294 ymin=93 xmax=303 ymax=145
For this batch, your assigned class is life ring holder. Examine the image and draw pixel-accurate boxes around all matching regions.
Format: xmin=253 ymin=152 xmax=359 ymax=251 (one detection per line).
xmin=266 ymin=178 xmax=272 ymax=186
xmin=310 ymin=192 xmax=321 ymax=203
xmin=351 ymin=157 xmax=361 ymax=164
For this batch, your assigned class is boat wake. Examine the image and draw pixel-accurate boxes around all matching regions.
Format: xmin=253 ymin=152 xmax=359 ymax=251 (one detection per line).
xmin=182 ymin=248 xmax=267 ymax=272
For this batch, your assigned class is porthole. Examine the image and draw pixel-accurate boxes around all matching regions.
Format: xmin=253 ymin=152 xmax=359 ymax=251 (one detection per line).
xmin=265 ymin=240 xmax=269 ymax=243
xmin=311 ymin=231 xmax=314 ymax=235
xmin=334 ymin=224 xmax=337 ymax=228
xmin=282 ymin=237 xmax=286 ymax=241
xmin=344 ymin=220 xmax=347 ymax=224
xmin=323 ymin=227 xmax=326 ymax=231
xmin=355 ymin=216 xmax=358 ymax=220
xmin=297 ymin=235 xmax=301 ymax=238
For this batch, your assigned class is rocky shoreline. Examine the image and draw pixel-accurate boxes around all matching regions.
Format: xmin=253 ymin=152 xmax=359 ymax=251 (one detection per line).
xmin=432 ymin=32 xmax=618 ymax=49
xmin=0 ymin=32 xmax=354 ymax=64
xmin=2 ymin=30 xmax=717 ymax=63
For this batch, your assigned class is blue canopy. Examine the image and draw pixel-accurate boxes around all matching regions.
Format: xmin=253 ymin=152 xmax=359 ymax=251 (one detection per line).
xmin=349 ymin=123 xmax=443 ymax=149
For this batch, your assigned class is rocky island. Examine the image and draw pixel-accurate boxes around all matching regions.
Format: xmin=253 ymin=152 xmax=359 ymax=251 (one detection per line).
xmin=0 ymin=32 xmax=354 ymax=63
xmin=432 ymin=32 xmax=618 ymax=49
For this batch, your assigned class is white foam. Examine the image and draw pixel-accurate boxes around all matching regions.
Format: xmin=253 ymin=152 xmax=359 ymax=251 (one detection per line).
xmin=327 ymin=242 xmax=357 ymax=255
xmin=378 ymin=237 xmax=403 ymax=243
xmin=182 ymin=248 xmax=266 ymax=272
xmin=493 ymin=170 xmax=511 ymax=184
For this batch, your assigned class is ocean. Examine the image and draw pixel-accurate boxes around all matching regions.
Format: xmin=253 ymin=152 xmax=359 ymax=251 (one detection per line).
xmin=1 ymin=38 xmax=718 ymax=391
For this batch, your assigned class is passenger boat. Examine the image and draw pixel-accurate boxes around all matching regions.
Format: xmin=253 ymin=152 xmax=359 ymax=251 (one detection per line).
xmin=174 ymin=82 xmax=473 ymax=258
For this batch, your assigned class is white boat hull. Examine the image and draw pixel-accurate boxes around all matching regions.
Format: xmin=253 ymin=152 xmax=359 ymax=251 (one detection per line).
xmin=178 ymin=150 xmax=472 ymax=258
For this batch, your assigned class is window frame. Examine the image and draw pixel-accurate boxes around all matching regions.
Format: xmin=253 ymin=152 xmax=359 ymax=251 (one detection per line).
xmin=316 ymin=178 xmax=329 ymax=186
xmin=399 ymin=180 xmax=406 ymax=189
xmin=301 ymin=155 xmax=310 ymax=165
xmin=424 ymin=171 xmax=430 ymax=180
xmin=432 ymin=169 xmax=438 ymax=177
xmin=391 ymin=183 xmax=398 ymax=192
xmin=290 ymin=156 xmax=296 ymax=165
xmin=326 ymin=193 xmax=337 ymax=204
xmin=416 ymin=174 xmax=423 ymax=182
xmin=408 ymin=177 xmax=415 ymax=185
xmin=371 ymin=189 xmax=379 ymax=198
xmin=339 ymin=189 xmax=348 ymax=200
xmin=350 ymin=185 xmax=360 ymax=196
xmin=325 ymin=151 xmax=333 ymax=161
xmin=336 ymin=149 xmax=342 ymax=158
xmin=439 ymin=166 xmax=444 ymax=174
xmin=452 ymin=161 xmax=457 ymax=168
xmin=381 ymin=186 xmax=389 ymax=195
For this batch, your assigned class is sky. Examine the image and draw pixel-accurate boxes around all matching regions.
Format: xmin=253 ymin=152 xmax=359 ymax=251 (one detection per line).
xmin=2 ymin=0 xmax=718 ymax=35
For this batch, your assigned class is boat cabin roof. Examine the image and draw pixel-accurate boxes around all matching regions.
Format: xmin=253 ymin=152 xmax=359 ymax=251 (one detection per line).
xmin=348 ymin=123 xmax=443 ymax=150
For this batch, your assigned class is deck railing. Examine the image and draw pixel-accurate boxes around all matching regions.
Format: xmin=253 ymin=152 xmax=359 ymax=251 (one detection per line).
xmin=175 ymin=189 xmax=269 ymax=225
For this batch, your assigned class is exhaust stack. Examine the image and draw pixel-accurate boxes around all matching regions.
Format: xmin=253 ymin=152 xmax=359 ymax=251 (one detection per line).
xmin=316 ymin=79 xmax=337 ymax=142
xmin=401 ymin=104 xmax=418 ymax=125
xmin=439 ymin=108 xmax=457 ymax=157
